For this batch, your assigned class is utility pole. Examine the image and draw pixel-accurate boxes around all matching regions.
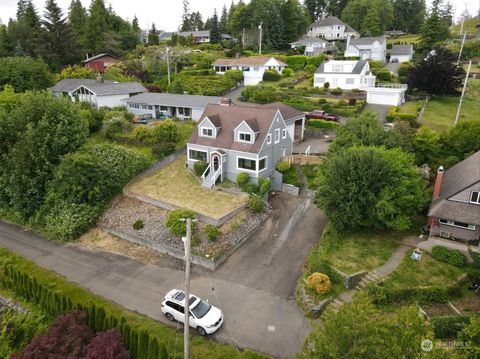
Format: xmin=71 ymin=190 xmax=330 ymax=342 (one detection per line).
xmin=242 ymin=27 xmax=246 ymax=49
xmin=454 ymin=60 xmax=471 ymax=126
xmin=182 ymin=218 xmax=193 ymax=359
xmin=458 ymin=31 xmax=467 ymax=64
xmin=258 ymin=22 xmax=262 ymax=55
xmin=166 ymin=46 xmax=171 ymax=86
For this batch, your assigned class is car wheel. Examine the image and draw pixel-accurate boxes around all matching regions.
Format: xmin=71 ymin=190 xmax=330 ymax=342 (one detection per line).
xmin=165 ymin=313 xmax=175 ymax=321
xmin=197 ymin=327 xmax=207 ymax=336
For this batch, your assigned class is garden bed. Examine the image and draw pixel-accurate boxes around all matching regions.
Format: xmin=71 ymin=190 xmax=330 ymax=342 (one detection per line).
xmin=451 ymin=294 xmax=480 ymax=315
xmin=99 ymin=195 xmax=268 ymax=263
xmin=420 ymin=303 xmax=457 ymax=317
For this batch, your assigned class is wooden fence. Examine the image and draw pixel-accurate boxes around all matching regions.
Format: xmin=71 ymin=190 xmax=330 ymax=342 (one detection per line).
xmin=283 ymin=155 xmax=323 ymax=166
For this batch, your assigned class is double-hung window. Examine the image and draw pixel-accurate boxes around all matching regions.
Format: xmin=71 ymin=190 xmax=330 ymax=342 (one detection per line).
xmin=201 ymin=128 xmax=213 ymax=137
xmin=238 ymin=132 xmax=251 ymax=142
xmin=282 ymin=129 xmax=287 ymax=139
xmin=274 ymin=129 xmax=280 ymax=143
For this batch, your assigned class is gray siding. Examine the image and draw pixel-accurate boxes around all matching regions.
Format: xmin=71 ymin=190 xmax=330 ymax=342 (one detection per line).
xmin=431 ymin=223 xmax=480 ymax=242
xmin=234 ymin=122 xmax=255 ymax=143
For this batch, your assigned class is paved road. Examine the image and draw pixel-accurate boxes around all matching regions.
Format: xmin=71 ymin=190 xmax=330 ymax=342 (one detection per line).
xmin=0 ymin=193 xmax=325 ymax=358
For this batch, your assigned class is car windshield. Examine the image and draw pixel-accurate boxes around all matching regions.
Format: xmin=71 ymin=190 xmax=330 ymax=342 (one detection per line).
xmin=191 ymin=299 xmax=211 ymax=319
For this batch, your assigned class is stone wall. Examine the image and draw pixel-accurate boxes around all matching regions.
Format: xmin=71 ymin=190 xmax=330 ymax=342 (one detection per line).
xmin=281 ymin=183 xmax=299 ymax=197
xmin=330 ymin=266 xmax=367 ymax=289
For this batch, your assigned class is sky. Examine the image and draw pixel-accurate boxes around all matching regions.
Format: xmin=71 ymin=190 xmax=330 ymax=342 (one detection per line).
xmin=0 ymin=0 xmax=478 ymax=32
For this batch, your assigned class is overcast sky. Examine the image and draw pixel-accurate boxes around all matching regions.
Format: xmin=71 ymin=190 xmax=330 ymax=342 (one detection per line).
xmin=0 ymin=0 xmax=478 ymax=32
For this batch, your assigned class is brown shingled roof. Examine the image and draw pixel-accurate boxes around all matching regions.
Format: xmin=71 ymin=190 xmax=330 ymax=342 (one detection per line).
xmin=213 ymin=56 xmax=287 ymax=67
xmin=188 ymin=104 xmax=281 ymax=153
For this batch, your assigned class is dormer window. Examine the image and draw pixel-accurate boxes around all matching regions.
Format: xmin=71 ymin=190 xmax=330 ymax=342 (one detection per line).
xmin=470 ymin=191 xmax=480 ymax=204
xmin=201 ymin=128 xmax=213 ymax=137
xmin=238 ymin=132 xmax=252 ymax=142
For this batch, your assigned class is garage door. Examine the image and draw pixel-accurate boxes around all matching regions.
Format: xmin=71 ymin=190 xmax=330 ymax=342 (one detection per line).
xmin=367 ymin=92 xmax=400 ymax=106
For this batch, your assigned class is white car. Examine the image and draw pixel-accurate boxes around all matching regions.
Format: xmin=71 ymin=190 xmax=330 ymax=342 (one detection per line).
xmin=161 ymin=289 xmax=223 ymax=335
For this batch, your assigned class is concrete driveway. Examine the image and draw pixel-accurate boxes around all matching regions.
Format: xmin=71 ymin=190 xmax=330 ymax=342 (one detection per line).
xmin=0 ymin=193 xmax=326 ymax=358
xmin=386 ymin=62 xmax=401 ymax=75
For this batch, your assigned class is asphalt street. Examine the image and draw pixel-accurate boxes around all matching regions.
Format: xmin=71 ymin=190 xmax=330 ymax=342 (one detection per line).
xmin=0 ymin=193 xmax=326 ymax=358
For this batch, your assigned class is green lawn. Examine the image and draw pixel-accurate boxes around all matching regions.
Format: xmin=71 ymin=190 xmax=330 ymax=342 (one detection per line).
xmin=380 ymin=250 xmax=464 ymax=289
xmin=307 ymin=226 xmax=401 ymax=275
xmin=387 ymin=34 xmax=420 ymax=45
xmin=396 ymin=101 xmax=420 ymax=115
xmin=127 ymin=157 xmax=246 ymax=219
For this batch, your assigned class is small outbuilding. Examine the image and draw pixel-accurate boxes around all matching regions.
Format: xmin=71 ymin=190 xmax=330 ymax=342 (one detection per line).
xmin=389 ymin=44 xmax=414 ymax=63
xmin=83 ymin=53 xmax=120 ymax=73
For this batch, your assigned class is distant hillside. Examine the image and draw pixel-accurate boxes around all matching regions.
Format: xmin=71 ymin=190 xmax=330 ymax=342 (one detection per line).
xmin=451 ymin=17 xmax=479 ymax=36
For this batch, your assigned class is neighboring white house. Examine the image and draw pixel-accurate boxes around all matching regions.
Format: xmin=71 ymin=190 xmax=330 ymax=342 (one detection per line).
xmin=344 ymin=36 xmax=387 ymax=62
xmin=290 ymin=36 xmax=336 ymax=56
xmin=389 ymin=44 xmax=414 ymax=62
xmin=50 ymin=78 xmax=146 ymax=108
xmin=307 ymin=16 xmax=359 ymax=40
xmin=213 ymin=56 xmax=287 ymax=86
xmin=123 ymin=93 xmax=222 ymax=121
xmin=314 ymin=60 xmax=376 ymax=90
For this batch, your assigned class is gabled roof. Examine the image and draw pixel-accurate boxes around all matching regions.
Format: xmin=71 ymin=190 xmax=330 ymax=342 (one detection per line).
xmin=82 ymin=53 xmax=119 ymax=63
xmin=312 ymin=16 xmax=346 ymax=27
xmin=315 ymin=60 xmax=368 ymax=74
xmin=188 ymin=104 xmax=284 ymax=154
xmin=259 ymin=102 xmax=305 ymax=121
xmin=123 ymin=93 xmax=221 ymax=109
xmin=389 ymin=44 xmax=414 ymax=54
xmin=290 ymin=36 xmax=330 ymax=45
xmin=349 ymin=36 xmax=386 ymax=46
xmin=50 ymin=79 xmax=146 ymax=95
xmin=178 ymin=30 xmax=232 ymax=39
xmin=428 ymin=151 xmax=480 ymax=225
xmin=345 ymin=25 xmax=359 ymax=33
xmin=213 ymin=56 xmax=287 ymax=67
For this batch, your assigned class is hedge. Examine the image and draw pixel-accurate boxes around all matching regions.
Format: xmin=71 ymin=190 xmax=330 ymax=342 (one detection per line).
xmin=0 ymin=248 xmax=266 ymax=359
xmin=306 ymin=119 xmax=341 ymax=130
xmin=431 ymin=246 xmax=466 ymax=268
xmin=285 ymin=55 xmax=307 ymax=71
xmin=431 ymin=316 xmax=471 ymax=339
xmin=386 ymin=106 xmax=417 ymax=122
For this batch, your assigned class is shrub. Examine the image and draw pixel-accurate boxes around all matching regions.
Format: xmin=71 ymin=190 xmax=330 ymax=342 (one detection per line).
xmin=276 ymin=160 xmax=290 ymax=173
xmin=376 ymin=68 xmax=392 ymax=82
xmin=431 ymin=316 xmax=471 ymax=339
xmin=205 ymin=224 xmax=220 ymax=242
xmin=306 ymin=272 xmax=331 ymax=294
xmin=193 ymin=161 xmax=208 ymax=176
xmin=132 ymin=219 xmax=144 ymax=230
xmin=286 ymin=55 xmax=307 ymax=71
xmin=152 ymin=142 xmax=176 ymax=158
xmin=131 ymin=125 xmax=153 ymax=144
xmin=262 ymin=69 xmax=281 ymax=82
xmin=318 ymin=98 xmax=327 ymax=104
xmin=247 ymin=194 xmax=264 ymax=213
xmin=241 ymin=84 xmax=279 ymax=104
xmin=224 ymin=69 xmax=244 ymax=83
xmin=432 ymin=246 xmax=466 ymax=267
xmin=282 ymin=97 xmax=316 ymax=111
xmin=101 ymin=116 xmax=132 ymax=140
xmin=304 ymin=64 xmax=317 ymax=75
xmin=0 ymin=57 xmax=53 ymax=92
xmin=165 ymin=209 xmax=196 ymax=236
xmin=323 ymin=82 xmax=330 ymax=89
xmin=236 ymin=172 xmax=250 ymax=187
xmin=83 ymin=329 xmax=130 ymax=359
xmin=330 ymin=87 xmax=343 ymax=95
xmin=258 ymin=177 xmax=271 ymax=196
xmin=282 ymin=68 xmax=294 ymax=77
xmin=306 ymin=55 xmax=327 ymax=68
xmin=307 ymin=119 xmax=340 ymax=130
xmin=242 ymin=183 xmax=259 ymax=194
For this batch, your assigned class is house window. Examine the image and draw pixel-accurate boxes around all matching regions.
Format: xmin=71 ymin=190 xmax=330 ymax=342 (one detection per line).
xmin=282 ymin=129 xmax=287 ymax=139
xmin=148 ymin=105 xmax=153 ymax=110
xmin=439 ymin=219 xmax=476 ymax=231
xmin=267 ymin=133 xmax=272 ymax=144
xmin=178 ymin=107 xmax=191 ymax=116
xmin=470 ymin=191 xmax=480 ymax=204
xmin=160 ymin=106 xmax=168 ymax=111
xmin=201 ymin=128 xmax=213 ymax=137
xmin=238 ymin=132 xmax=252 ymax=142
xmin=346 ymin=78 xmax=355 ymax=84
xmin=253 ymin=67 xmax=259 ymax=71
xmin=189 ymin=149 xmax=207 ymax=162
xmin=237 ymin=157 xmax=256 ymax=171
xmin=258 ymin=157 xmax=267 ymax=171
xmin=242 ymin=66 xmax=250 ymax=72
xmin=274 ymin=129 xmax=280 ymax=143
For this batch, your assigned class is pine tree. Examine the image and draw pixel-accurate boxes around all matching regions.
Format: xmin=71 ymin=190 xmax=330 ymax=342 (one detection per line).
xmin=304 ymin=0 xmax=327 ymax=22
xmin=0 ymin=24 xmax=13 ymax=57
xmin=418 ymin=0 xmax=450 ymax=53
xmin=328 ymin=0 xmax=350 ymax=17
xmin=84 ymin=0 xmax=108 ymax=52
xmin=148 ymin=23 xmax=159 ymax=45
xmin=210 ymin=8 xmax=221 ymax=43
xmin=16 ymin=0 xmax=29 ymax=19
xmin=42 ymin=0 xmax=78 ymax=69
xmin=392 ymin=0 xmax=425 ymax=33
xmin=282 ymin=0 xmax=310 ymax=45
xmin=13 ymin=0 xmax=42 ymax=57
xmin=219 ymin=5 xmax=228 ymax=34
xmin=190 ymin=11 xmax=204 ymax=31
xmin=132 ymin=15 xmax=140 ymax=32
xmin=266 ymin=4 xmax=286 ymax=50
xmin=180 ymin=0 xmax=192 ymax=31
xmin=68 ymin=0 xmax=87 ymax=41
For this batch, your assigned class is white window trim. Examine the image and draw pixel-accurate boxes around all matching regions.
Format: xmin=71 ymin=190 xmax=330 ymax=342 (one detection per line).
xmin=470 ymin=191 xmax=480 ymax=204
xmin=236 ymin=155 xmax=257 ymax=173
xmin=188 ymin=148 xmax=208 ymax=162
xmin=282 ymin=129 xmax=287 ymax=139
xmin=200 ymin=127 xmax=214 ymax=138
xmin=267 ymin=133 xmax=272 ymax=145
xmin=237 ymin=131 xmax=253 ymax=144
xmin=439 ymin=219 xmax=476 ymax=231
xmin=258 ymin=156 xmax=268 ymax=172
xmin=274 ymin=128 xmax=280 ymax=144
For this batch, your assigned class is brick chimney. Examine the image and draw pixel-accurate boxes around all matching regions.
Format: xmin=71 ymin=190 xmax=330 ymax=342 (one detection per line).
xmin=346 ymin=34 xmax=351 ymax=48
xmin=235 ymin=52 xmax=241 ymax=59
xmin=432 ymin=166 xmax=444 ymax=200
xmin=220 ymin=97 xmax=232 ymax=106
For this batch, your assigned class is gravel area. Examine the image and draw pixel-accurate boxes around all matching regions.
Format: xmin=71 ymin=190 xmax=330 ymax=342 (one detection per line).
xmin=100 ymin=195 xmax=269 ymax=259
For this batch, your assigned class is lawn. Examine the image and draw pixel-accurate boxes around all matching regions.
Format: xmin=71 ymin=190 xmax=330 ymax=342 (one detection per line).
xmin=396 ymin=100 xmax=420 ymax=115
xmin=381 ymin=250 xmax=464 ymax=289
xmin=387 ymin=34 xmax=420 ymax=45
xmin=127 ymin=156 xmax=246 ymax=219
xmin=311 ymin=227 xmax=400 ymax=275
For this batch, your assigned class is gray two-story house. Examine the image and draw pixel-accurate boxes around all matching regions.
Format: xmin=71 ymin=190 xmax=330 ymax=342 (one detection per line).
xmin=187 ymin=103 xmax=304 ymax=188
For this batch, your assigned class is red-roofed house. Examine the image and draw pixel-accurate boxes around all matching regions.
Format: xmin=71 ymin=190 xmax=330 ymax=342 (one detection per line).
xmin=83 ymin=53 xmax=120 ymax=73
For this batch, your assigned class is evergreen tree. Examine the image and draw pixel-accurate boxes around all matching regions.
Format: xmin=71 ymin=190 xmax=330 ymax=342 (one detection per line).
xmin=219 ymin=5 xmax=228 ymax=34
xmin=282 ymin=0 xmax=310 ymax=44
xmin=180 ymin=0 xmax=192 ymax=31
xmin=304 ymin=0 xmax=326 ymax=22
xmin=42 ymin=0 xmax=78 ymax=69
xmin=0 ymin=24 xmax=13 ymax=57
xmin=12 ymin=0 xmax=42 ymax=57
xmin=327 ymin=0 xmax=349 ymax=17
xmin=210 ymin=8 xmax=221 ymax=43
xmin=148 ymin=23 xmax=159 ymax=45
xmin=190 ymin=11 xmax=204 ymax=31
xmin=132 ymin=15 xmax=140 ymax=32
xmin=266 ymin=3 xmax=286 ymax=50
xmin=418 ymin=0 xmax=450 ymax=52
xmin=68 ymin=0 xmax=87 ymax=45
xmin=392 ymin=0 xmax=425 ymax=33
xmin=341 ymin=0 xmax=393 ymax=36
xmin=16 ymin=0 xmax=29 ymax=19
xmin=85 ymin=0 xmax=108 ymax=52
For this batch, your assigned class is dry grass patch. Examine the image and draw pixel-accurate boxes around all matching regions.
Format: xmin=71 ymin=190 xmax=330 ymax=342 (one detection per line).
xmin=127 ymin=156 xmax=246 ymax=219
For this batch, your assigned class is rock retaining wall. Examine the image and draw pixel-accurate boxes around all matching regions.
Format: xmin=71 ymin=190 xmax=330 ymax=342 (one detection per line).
xmin=282 ymin=183 xmax=299 ymax=197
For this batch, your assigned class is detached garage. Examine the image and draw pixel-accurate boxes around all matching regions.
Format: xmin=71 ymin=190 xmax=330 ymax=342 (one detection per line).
xmin=389 ymin=44 xmax=414 ymax=63
xmin=365 ymin=85 xmax=407 ymax=106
